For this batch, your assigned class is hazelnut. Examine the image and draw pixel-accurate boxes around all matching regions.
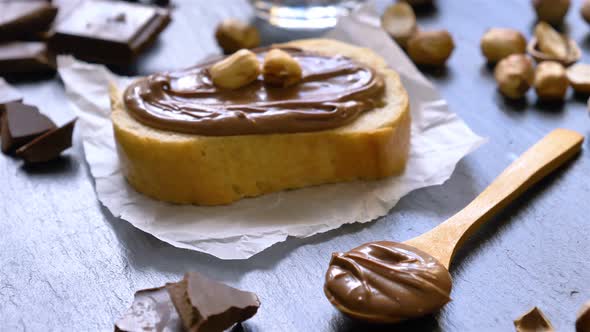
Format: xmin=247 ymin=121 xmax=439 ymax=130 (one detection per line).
xmin=533 ymin=61 xmax=568 ymax=100
xmin=407 ymin=29 xmax=454 ymax=66
xmin=566 ymin=63 xmax=590 ymax=94
xmin=215 ymin=19 xmax=260 ymax=54
xmin=210 ymin=49 xmax=261 ymax=89
xmin=381 ymin=2 xmax=418 ymax=49
xmin=534 ymin=22 xmax=569 ymax=60
xmin=480 ymin=28 xmax=527 ymax=63
xmin=582 ymin=0 xmax=590 ymax=24
xmin=532 ymin=0 xmax=570 ymax=25
xmin=262 ymin=49 xmax=302 ymax=87
xmin=494 ymin=54 xmax=535 ymax=99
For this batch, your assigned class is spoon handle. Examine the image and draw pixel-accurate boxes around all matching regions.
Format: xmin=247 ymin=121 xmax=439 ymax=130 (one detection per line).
xmin=406 ymin=129 xmax=584 ymax=268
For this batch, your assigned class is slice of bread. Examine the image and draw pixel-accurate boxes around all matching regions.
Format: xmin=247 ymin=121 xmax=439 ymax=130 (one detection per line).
xmin=110 ymin=39 xmax=411 ymax=205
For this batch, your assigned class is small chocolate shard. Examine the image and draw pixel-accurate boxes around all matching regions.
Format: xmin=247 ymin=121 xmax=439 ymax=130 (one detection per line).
xmin=514 ymin=307 xmax=555 ymax=332
xmin=0 ymin=41 xmax=56 ymax=74
xmin=0 ymin=78 xmax=22 ymax=113
xmin=1 ymin=102 xmax=55 ymax=153
xmin=0 ymin=1 xmax=58 ymax=40
xmin=114 ymin=286 xmax=183 ymax=332
xmin=16 ymin=118 xmax=76 ymax=163
xmin=577 ymin=301 xmax=590 ymax=332
xmin=167 ymin=272 xmax=260 ymax=332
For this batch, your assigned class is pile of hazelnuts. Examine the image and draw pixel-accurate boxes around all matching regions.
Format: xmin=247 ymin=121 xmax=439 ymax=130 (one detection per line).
xmin=485 ymin=0 xmax=590 ymax=102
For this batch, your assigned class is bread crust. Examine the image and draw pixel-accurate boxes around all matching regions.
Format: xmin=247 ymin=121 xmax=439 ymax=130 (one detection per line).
xmin=111 ymin=39 xmax=411 ymax=205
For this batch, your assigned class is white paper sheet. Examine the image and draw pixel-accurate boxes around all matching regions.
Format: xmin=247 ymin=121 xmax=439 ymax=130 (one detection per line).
xmin=57 ymin=4 xmax=485 ymax=260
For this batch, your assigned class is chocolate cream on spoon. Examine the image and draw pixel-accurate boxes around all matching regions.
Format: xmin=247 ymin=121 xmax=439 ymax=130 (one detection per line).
xmin=325 ymin=241 xmax=452 ymax=323
xmin=324 ymin=129 xmax=584 ymax=324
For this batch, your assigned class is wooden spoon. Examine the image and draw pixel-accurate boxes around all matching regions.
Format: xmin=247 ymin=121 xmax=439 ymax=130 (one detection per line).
xmin=324 ymin=129 xmax=584 ymax=323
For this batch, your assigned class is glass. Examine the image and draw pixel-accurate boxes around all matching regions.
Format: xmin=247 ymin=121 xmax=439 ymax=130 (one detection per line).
xmin=252 ymin=0 xmax=364 ymax=29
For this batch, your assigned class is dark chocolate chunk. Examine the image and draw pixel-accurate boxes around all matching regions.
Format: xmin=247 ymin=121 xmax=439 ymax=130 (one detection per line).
xmin=49 ymin=0 xmax=171 ymax=64
xmin=0 ymin=78 xmax=22 ymax=113
xmin=1 ymin=102 xmax=55 ymax=153
xmin=514 ymin=307 xmax=554 ymax=332
xmin=0 ymin=41 xmax=56 ymax=74
xmin=167 ymin=272 xmax=260 ymax=332
xmin=0 ymin=1 xmax=58 ymax=40
xmin=114 ymin=286 xmax=183 ymax=332
xmin=16 ymin=118 xmax=76 ymax=163
xmin=577 ymin=301 xmax=590 ymax=332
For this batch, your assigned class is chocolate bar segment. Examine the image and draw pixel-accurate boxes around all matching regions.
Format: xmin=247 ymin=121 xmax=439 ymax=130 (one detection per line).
xmin=577 ymin=301 xmax=590 ymax=332
xmin=0 ymin=41 xmax=55 ymax=74
xmin=0 ymin=78 xmax=22 ymax=113
xmin=49 ymin=0 xmax=171 ymax=64
xmin=16 ymin=118 xmax=76 ymax=163
xmin=0 ymin=1 xmax=58 ymax=40
xmin=167 ymin=272 xmax=260 ymax=332
xmin=1 ymin=102 xmax=55 ymax=153
xmin=114 ymin=286 xmax=183 ymax=332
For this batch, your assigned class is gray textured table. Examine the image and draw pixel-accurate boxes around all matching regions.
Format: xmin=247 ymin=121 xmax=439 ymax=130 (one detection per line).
xmin=2 ymin=0 xmax=590 ymax=331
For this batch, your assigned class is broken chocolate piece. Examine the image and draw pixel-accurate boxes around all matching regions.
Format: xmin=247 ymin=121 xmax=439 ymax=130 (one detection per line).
xmin=167 ymin=272 xmax=260 ymax=332
xmin=1 ymin=102 xmax=55 ymax=153
xmin=514 ymin=307 xmax=555 ymax=332
xmin=49 ymin=0 xmax=171 ymax=64
xmin=0 ymin=78 xmax=22 ymax=113
xmin=577 ymin=301 xmax=590 ymax=332
xmin=0 ymin=1 xmax=58 ymax=40
xmin=16 ymin=118 xmax=76 ymax=163
xmin=0 ymin=41 xmax=55 ymax=74
xmin=114 ymin=286 xmax=183 ymax=332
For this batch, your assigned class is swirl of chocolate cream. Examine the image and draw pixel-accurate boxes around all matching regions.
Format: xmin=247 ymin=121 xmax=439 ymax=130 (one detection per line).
xmin=324 ymin=241 xmax=452 ymax=323
xmin=123 ymin=48 xmax=385 ymax=136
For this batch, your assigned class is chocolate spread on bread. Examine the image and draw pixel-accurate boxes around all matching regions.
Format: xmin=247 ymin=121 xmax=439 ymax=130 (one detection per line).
xmin=123 ymin=48 xmax=385 ymax=135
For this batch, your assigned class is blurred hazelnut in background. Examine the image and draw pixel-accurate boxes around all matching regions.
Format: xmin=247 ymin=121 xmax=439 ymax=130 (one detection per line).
xmin=407 ymin=29 xmax=454 ymax=66
xmin=481 ymin=28 xmax=527 ymax=63
xmin=215 ymin=19 xmax=261 ymax=54
xmin=494 ymin=54 xmax=535 ymax=99
xmin=532 ymin=0 xmax=570 ymax=25
xmin=533 ymin=61 xmax=568 ymax=101
xmin=381 ymin=2 xmax=418 ymax=49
